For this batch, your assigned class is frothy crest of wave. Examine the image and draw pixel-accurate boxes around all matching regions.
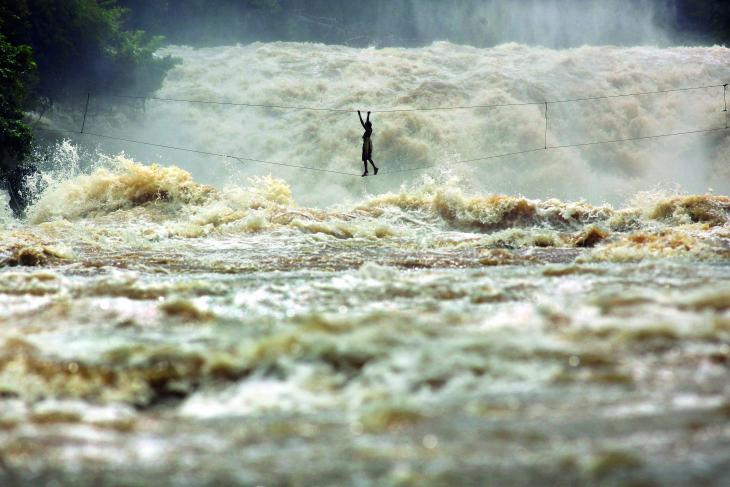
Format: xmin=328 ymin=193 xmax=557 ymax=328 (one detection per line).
xmin=88 ymin=41 xmax=730 ymax=206
xmin=29 ymin=156 xmax=214 ymax=223
xmin=25 ymin=157 xmax=730 ymax=238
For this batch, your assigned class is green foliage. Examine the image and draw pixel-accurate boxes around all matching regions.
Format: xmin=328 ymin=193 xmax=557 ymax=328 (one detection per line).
xmin=0 ymin=0 xmax=179 ymax=211
xmin=0 ymin=0 xmax=178 ymax=101
xmin=0 ymin=32 xmax=35 ymax=163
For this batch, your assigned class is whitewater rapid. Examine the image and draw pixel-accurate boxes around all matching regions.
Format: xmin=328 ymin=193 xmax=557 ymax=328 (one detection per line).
xmin=78 ymin=42 xmax=730 ymax=206
xmin=2 ymin=41 xmax=730 ymax=486
xmin=1 ymin=155 xmax=730 ymax=485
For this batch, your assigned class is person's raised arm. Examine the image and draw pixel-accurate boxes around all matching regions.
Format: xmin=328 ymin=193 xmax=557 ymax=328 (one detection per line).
xmin=358 ymin=110 xmax=366 ymax=129
xmin=367 ymin=111 xmax=371 ymax=123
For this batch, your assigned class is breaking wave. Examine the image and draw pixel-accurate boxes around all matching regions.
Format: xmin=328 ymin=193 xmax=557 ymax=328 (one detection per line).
xmin=5 ymin=38 xmax=730 ymax=485
xmin=68 ymin=41 xmax=730 ymax=206
xmin=10 ymin=156 xmax=726 ymax=265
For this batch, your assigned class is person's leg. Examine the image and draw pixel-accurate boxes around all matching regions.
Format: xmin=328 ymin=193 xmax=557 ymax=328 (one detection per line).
xmin=369 ymin=159 xmax=378 ymax=175
xmin=362 ymin=159 xmax=369 ymax=176
xmin=7 ymin=179 xmax=26 ymax=218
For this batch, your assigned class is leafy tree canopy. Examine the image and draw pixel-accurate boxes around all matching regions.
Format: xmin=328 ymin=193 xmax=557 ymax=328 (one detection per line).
xmin=0 ymin=0 xmax=179 ymax=214
xmin=0 ymin=32 xmax=36 ymax=164
xmin=0 ymin=0 xmax=178 ymax=102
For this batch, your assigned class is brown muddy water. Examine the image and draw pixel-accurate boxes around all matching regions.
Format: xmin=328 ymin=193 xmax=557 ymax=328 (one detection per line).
xmin=0 ymin=159 xmax=729 ymax=486
xmin=4 ymin=40 xmax=730 ymax=486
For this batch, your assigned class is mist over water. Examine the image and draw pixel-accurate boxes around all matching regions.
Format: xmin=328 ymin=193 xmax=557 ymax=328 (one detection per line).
xmin=160 ymin=0 xmax=675 ymax=49
xmin=44 ymin=0 xmax=729 ymax=208
xmin=4 ymin=3 xmax=730 ymax=485
xmin=78 ymin=41 xmax=730 ymax=208
xmin=398 ymin=0 xmax=673 ymax=47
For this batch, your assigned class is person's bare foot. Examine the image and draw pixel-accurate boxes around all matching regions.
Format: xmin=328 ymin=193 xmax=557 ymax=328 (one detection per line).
xmin=374 ymin=167 xmax=379 ymax=175
xmin=362 ymin=171 xmax=369 ymax=177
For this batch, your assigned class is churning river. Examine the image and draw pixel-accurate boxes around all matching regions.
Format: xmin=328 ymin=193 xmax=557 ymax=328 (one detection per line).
xmin=1 ymin=41 xmax=730 ymax=486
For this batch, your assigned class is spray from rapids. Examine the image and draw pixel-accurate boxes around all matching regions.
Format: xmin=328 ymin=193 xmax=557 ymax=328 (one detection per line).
xmin=8 ymin=149 xmax=727 ymax=268
xmin=3 ymin=35 xmax=730 ymax=486
xmin=15 ymin=41 xmax=730 ymax=268
xmin=75 ymin=41 xmax=730 ymax=207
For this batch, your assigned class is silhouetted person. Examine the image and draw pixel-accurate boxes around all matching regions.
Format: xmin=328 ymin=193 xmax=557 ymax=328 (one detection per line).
xmin=0 ymin=150 xmax=38 ymax=218
xmin=358 ymin=110 xmax=378 ymax=177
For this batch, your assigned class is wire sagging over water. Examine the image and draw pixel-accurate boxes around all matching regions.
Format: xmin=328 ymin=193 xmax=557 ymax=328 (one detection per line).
xmin=101 ymin=83 xmax=727 ymax=114
xmin=37 ymin=125 xmax=729 ymax=178
xmin=35 ymin=80 xmax=730 ymax=178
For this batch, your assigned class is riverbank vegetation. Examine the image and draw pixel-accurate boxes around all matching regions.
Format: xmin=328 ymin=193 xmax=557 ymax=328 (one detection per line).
xmin=0 ymin=0 xmax=177 ymax=174
xmin=1 ymin=0 xmax=728 ymax=183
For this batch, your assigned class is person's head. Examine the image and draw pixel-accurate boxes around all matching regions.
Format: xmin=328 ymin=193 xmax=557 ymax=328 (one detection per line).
xmin=365 ymin=120 xmax=372 ymax=129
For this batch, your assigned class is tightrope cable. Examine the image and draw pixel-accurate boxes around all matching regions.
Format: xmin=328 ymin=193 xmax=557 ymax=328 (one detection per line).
xmin=99 ymin=83 xmax=727 ymax=114
xmin=545 ymin=102 xmax=548 ymax=150
xmin=381 ymin=148 xmax=546 ymax=175
xmin=722 ymin=83 xmax=727 ymax=128
xmin=35 ymin=128 xmax=361 ymax=177
xmin=80 ymin=92 xmax=91 ymax=133
xmin=102 ymin=94 xmax=353 ymax=113
xmin=36 ymin=80 xmax=730 ymax=178
xmin=380 ymin=126 xmax=729 ymax=175
xmin=547 ymin=84 xmax=724 ymax=105
xmin=36 ymin=125 xmax=730 ymax=178
xmin=547 ymin=126 xmax=729 ymax=151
